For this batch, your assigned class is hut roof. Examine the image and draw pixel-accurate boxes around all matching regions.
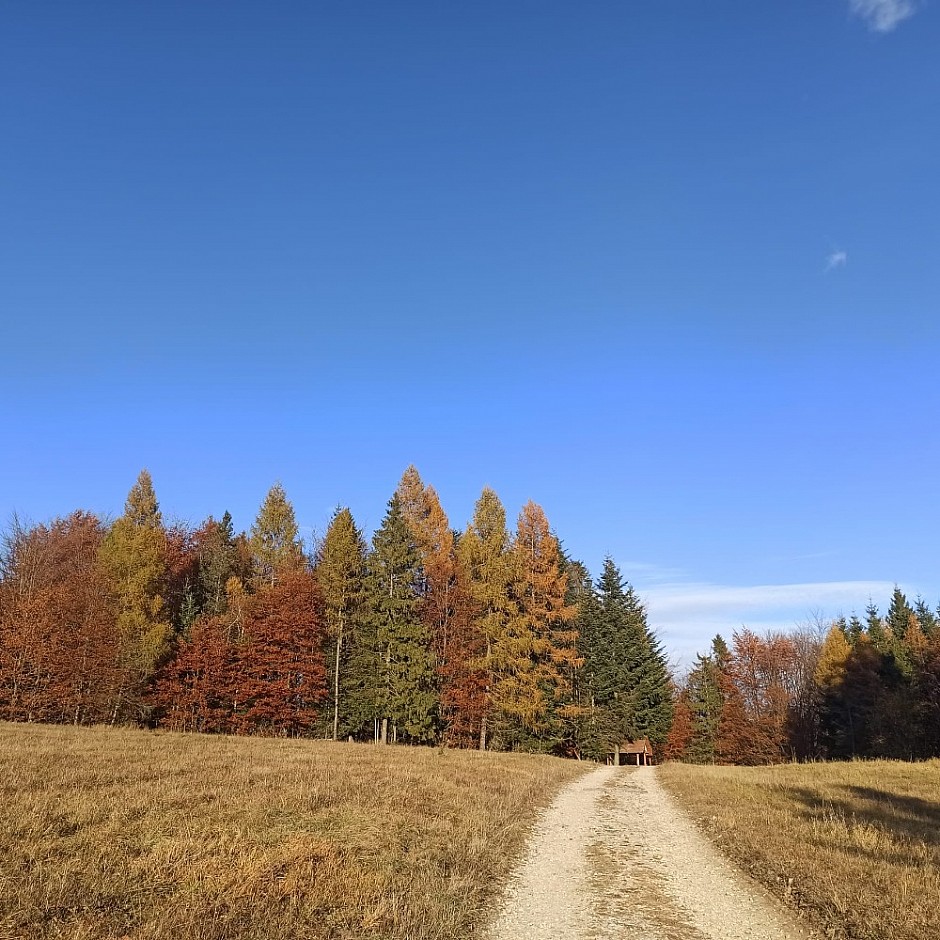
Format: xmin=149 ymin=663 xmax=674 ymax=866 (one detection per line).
xmin=620 ymin=738 xmax=652 ymax=753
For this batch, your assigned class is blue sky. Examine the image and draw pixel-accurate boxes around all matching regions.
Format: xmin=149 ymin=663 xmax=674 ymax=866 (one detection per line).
xmin=2 ymin=1 xmax=938 ymax=662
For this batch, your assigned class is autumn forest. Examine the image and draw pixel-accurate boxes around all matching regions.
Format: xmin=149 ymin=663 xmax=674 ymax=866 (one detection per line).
xmin=2 ymin=467 xmax=938 ymax=765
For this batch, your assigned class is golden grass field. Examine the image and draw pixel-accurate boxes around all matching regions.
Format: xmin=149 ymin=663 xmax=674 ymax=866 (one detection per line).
xmin=0 ymin=722 xmax=586 ymax=940
xmin=659 ymin=759 xmax=940 ymax=940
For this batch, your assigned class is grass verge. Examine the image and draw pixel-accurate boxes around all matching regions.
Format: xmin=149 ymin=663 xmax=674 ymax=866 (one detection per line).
xmin=658 ymin=760 xmax=940 ymax=940
xmin=0 ymin=722 xmax=586 ymax=940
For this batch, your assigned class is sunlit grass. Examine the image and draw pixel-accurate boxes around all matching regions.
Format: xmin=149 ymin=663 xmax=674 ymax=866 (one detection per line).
xmin=0 ymin=722 xmax=586 ymax=940
xmin=659 ymin=760 xmax=940 ymax=940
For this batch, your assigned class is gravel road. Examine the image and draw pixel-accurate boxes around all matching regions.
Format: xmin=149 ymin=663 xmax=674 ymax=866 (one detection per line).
xmin=487 ymin=765 xmax=816 ymax=940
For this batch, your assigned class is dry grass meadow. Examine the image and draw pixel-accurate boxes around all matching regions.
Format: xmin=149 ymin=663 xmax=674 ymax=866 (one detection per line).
xmin=659 ymin=759 xmax=940 ymax=940
xmin=0 ymin=722 xmax=586 ymax=940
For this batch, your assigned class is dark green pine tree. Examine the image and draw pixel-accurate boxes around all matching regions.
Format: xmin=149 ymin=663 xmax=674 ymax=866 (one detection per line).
xmin=557 ymin=556 xmax=595 ymax=756
xmin=880 ymin=586 xmax=920 ymax=752
xmin=886 ymin=586 xmax=915 ymax=638
xmin=317 ymin=508 xmax=368 ymax=741
xmin=913 ymin=596 xmax=937 ymax=636
xmin=198 ymin=511 xmax=240 ymax=619
xmin=365 ymin=495 xmax=438 ymax=744
xmin=846 ymin=613 xmax=864 ymax=644
xmin=865 ymin=600 xmax=888 ymax=653
xmin=577 ymin=561 xmax=616 ymax=757
xmin=683 ymin=647 xmax=725 ymax=764
xmin=884 ymin=585 xmax=917 ymax=683
xmin=580 ymin=558 xmax=672 ymax=757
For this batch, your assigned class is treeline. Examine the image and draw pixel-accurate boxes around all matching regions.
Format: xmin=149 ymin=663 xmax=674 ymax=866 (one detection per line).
xmin=667 ymin=591 xmax=940 ymax=763
xmin=0 ymin=467 xmax=672 ymax=757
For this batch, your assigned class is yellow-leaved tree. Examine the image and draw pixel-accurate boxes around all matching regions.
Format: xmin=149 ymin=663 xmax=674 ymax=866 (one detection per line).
xmin=249 ymin=483 xmax=305 ymax=585
xmin=814 ymin=623 xmax=852 ymax=691
xmin=457 ymin=487 xmax=523 ymax=750
xmin=511 ymin=501 xmax=579 ymax=742
xmin=98 ymin=469 xmax=172 ymax=720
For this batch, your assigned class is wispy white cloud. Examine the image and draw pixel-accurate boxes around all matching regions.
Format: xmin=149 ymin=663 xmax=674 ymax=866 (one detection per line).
xmin=825 ymin=249 xmax=848 ymax=271
xmin=850 ymin=0 xmax=918 ymax=33
xmin=641 ymin=578 xmax=897 ymax=665
xmin=645 ymin=579 xmax=893 ymax=619
xmin=619 ymin=560 xmax=687 ymax=584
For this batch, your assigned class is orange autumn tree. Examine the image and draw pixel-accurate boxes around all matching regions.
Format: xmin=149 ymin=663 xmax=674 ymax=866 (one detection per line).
xmin=152 ymin=573 xmax=249 ymax=734
xmin=721 ymin=629 xmax=797 ymax=763
xmin=157 ymin=571 xmax=327 ymax=736
xmin=0 ymin=512 xmax=120 ymax=724
xmin=153 ymin=609 xmax=238 ymax=733
xmin=397 ymin=467 xmax=462 ymax=663
xmin=510 ymin=501 xmax=580 ymax=747
xmin=232 ymin=570 xmax=327 ymax=735
xmin=662 ymin=688 xmax=693 ymax=760
xmin=163 ymin=521 xmax=199 ymax=632
xmin=397 ymin=466 xmax=482 ymax=746
xmin=454 ymin=491 xmax=583 ymax=751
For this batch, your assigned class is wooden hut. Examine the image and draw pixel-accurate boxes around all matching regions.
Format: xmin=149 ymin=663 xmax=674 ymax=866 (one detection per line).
xmin=609 ymin=737 xmax=654 ymax=766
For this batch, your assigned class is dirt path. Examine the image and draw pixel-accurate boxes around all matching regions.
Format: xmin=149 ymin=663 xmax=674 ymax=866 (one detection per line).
xmin=488 ymin=765 xmax=816 ymax=940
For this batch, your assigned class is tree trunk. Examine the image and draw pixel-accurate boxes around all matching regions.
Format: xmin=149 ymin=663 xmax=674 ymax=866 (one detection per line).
xmin=332 ymin=621 xmax=343 ymax=742
xmin=380 ymin=641 xmax=391 ymax=744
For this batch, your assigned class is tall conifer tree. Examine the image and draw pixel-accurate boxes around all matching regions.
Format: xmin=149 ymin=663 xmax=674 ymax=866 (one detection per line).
xmin=249 ymin=483 xmax=303 ymax=584
xmin=365 ymin=495 xmax=437 ymax=743
xmin=579 ymin=558 xmax=672 ymax=756
xmin=397 ymin=467 xmax=478 ymax=745
xmin=316 ymin=507 xmax=367 ymax=741
xmin=456 ymin=487 xmax=518 ymax=750
xmin=865 ymin=600 xmax=887 ymax=652
xmin=98 ymin=470 xmax=172 ymax=719
xmin=682 ymin=645 xmax=726 ymax=763
xmin=510 ymin=501 xmax=579 ymax=747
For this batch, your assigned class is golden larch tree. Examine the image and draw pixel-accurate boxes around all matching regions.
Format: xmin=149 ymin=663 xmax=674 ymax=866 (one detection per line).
xmin=98 ymin=470 xmax=172 ymax=719
xmin=511 ymin=500 xmax=579 ymax=738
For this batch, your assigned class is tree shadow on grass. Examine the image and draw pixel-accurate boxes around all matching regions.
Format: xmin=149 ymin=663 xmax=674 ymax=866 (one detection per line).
xmin=789 ymin=783 xmax=940 ymax=851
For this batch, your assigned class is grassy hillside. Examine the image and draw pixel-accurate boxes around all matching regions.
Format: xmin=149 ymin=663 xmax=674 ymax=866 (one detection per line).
xmin=0 ymin=722 xmax=586 ymax=940
xmin=659 ymin=760 xmax=940 ymax=940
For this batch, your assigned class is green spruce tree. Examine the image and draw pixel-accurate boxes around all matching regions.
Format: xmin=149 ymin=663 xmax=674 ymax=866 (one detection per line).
xmin=316 ymin=507 xmax=367 ymax=741
xmin=913 ymin=596 xmax=937 ymax=636
xmin=865 ymin=600 xmax=887 ymax=653
xmin=579 ymin=558 xmax=673 ymax=758
xmin=683 ymin=648 xmax=725 ymax=764
xmin=365 ymin=495 xmax=437 ymax=743
xmin=846 ymin=613 xmax=864 ymax=644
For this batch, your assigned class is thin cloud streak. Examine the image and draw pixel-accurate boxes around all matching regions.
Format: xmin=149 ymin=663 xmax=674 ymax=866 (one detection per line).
xmin=825 ymin=249 xmax=848 ymax=271
xmin=645 ymin=579 xmax=894 ymax=617
xmin=849 ymin=0 xmax=918 ymax=33
xmin=619 ymin=560 xmax=687 ymax=584
xmin=640 ymin=578 xmax=897 ymax=664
